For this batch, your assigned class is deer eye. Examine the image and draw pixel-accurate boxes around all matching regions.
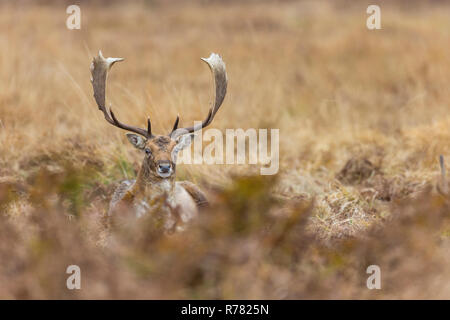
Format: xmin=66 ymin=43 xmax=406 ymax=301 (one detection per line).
xmin=144 ymin=148 xmax=152 ymax=156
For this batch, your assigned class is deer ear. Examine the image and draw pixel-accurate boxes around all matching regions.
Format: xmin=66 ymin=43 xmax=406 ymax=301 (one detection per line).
xmin=126 ymin=133 xmax=147 ymax=149
xmin=175 ymin=134 xmax=193 ymax=151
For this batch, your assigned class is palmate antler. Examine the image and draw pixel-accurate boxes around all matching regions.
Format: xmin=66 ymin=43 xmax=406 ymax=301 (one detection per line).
xmin=90 ymin=51 xmax=153 ymax=138
xmin=90 ymin=51 xmax=227 ymax=139
xmin=171 ymin=53 xmax=228 ymax=137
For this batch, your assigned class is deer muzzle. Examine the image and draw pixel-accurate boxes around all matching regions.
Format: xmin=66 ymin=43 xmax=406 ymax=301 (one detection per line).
xmin=156 ymin=161 xmax=173 ymax=178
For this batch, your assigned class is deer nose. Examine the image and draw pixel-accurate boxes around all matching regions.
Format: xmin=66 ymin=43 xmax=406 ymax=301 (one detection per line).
xmin=157 ymin=162 xmax=171 ymax=174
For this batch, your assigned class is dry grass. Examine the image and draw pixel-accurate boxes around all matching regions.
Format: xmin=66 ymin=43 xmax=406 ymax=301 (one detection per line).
xmin=0 ymin=0 xmax=449 ymax=299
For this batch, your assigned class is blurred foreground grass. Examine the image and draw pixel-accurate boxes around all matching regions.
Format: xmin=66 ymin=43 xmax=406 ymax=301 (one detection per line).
xmin=1 ymin=165 xmax=449 ymax=298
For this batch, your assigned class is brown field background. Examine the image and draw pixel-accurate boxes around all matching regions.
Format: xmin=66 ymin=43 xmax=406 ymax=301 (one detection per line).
xmin=0 ymin=0 xmax=449 ymax=299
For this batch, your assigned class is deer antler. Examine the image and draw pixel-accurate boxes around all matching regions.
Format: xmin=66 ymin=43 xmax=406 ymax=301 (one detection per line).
xmin=90 ymin=51 xmax=153 ymax=138
xmin=171 ymin=53 xmax=228 ymax=137
xmin=438 ymin=155 xmax=448 ymax=195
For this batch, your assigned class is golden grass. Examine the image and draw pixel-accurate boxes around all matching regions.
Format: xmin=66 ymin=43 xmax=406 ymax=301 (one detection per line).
xmin=0 ymin=0 xmax=449 ymax=299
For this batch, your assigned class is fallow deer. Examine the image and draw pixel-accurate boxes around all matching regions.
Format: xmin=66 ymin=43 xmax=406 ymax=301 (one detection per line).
xmin=90 ymin=51 xmax=227 ymax=231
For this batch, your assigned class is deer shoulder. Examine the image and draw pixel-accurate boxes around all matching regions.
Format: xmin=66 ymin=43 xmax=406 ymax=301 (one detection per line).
xmin=108 ymin=179 xmax=136 ymax=216
xmin=177 ymin=181 xmax=208 ymax=209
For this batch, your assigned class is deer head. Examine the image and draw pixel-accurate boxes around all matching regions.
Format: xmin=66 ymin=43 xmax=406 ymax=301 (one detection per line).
xmin=90 ymin=51 xmax=227 ymax=180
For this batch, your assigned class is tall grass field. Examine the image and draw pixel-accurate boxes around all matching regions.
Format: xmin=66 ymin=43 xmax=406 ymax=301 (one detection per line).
xmin=0 ymin=0 xmax=449 ymax=299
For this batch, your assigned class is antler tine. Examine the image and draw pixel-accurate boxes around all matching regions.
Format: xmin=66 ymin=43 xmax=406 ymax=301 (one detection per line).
xmin=172 ymin=53 xmax=227 ymax=137
xmin=170 ymin=114 xmax=180 ymax=134
xmin=90 ymin=50 xmax=153 ymax=138
xmin=438 ymin=155 xmax=448 ymax=195
xmin=147 ymin=118 xmax=152 ymax=137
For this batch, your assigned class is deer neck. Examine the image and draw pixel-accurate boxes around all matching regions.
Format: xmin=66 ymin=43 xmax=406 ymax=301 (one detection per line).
xmin=134 ymin=161 xmax=176 ymax=202
xmin=129 ymin=161 xmax=178 ymax=227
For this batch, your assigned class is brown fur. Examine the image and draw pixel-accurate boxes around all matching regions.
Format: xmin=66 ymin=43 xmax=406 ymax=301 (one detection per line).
xmin=108 ymin=135 xmax=205 ymax=230
xmin=179 ymin=181 xmax=209 ymax=208
xmin=91 ymin=52 xmax=227 ymax=229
